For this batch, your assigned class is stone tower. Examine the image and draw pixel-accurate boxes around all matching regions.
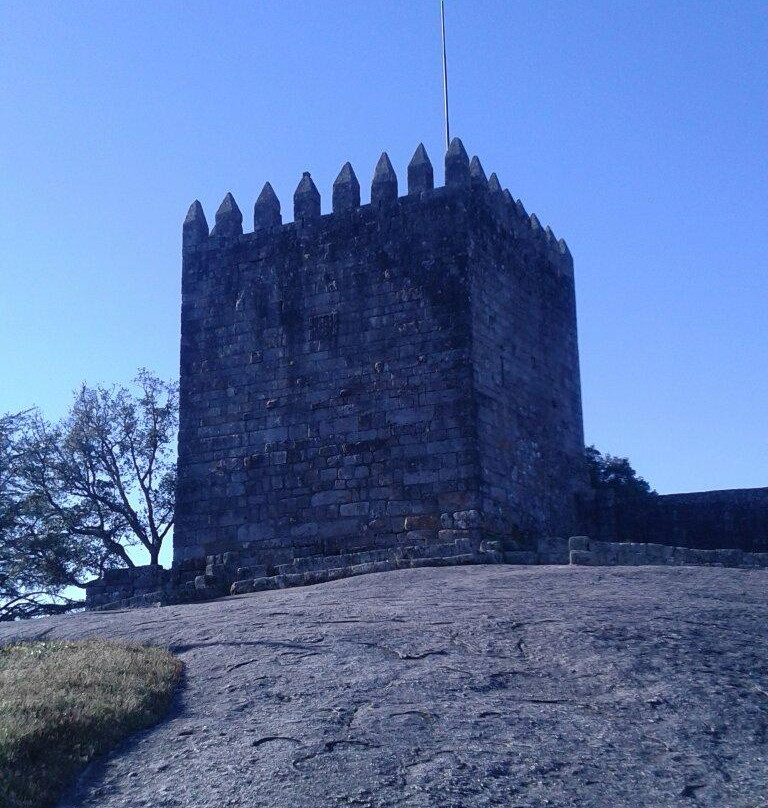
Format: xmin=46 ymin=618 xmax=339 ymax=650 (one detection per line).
xmin=174 ymin=140 xmax=588 ymax=576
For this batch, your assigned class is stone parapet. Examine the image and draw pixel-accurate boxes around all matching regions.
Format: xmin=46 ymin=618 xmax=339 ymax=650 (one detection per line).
xmin=84 ymin=563 xmax=206 ymax=611
xmin=566 ymin=536 xmax=768 ymax=569
xmin=84 ymin=535 xmax=501 ymax=611
xmin=84 ymin=533 xmax=767 ymax=612
xmin=587 ymin=488 xmax=768 ymax=552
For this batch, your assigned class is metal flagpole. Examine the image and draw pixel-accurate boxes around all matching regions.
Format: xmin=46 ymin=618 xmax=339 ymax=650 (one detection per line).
xmin=441 ymin=0 xmax=450 ymax=150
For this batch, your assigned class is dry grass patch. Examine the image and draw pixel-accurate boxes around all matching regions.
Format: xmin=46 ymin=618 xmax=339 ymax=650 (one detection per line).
xmin=0 ymin=640 xmax=182 ymax=808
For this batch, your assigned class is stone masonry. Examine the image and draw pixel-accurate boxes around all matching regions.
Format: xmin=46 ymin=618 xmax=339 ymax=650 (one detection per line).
xmin=174 ymin=139 xmax=588 ymax=579
xmin=590 ymin=487 xmax=768 ymax=553
xmin=82 ymin=140 xmax=768 ymax=612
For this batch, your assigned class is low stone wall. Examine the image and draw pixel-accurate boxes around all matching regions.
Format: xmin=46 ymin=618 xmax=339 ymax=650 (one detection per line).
xmin=84 ymin=534 xmax=503 ymax=611
xmin=84 ymin=563 xmax=206 ymax=611
xmin=566 ymin=536 xmax=768 ymax=569
xmin=228 ymin=535 xmax=506 ymax=596
xmin=85 ymin=533 xmax=768 ymax=611
xmin=590 ymin=488 xmax=768 ymax=553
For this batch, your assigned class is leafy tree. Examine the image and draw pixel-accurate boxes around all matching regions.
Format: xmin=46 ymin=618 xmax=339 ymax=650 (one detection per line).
xmin=0 ymin=412 xmax=84 ymax=620
xmin=1 ymin=371 xmax=178 ymax=620
xmin=0 ymin=413 xmax=21 ymax=538
xmin=585 ymin=445 xmax=655 ymax=497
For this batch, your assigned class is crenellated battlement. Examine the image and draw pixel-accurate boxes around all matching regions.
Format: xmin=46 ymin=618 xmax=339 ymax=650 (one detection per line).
xmin=182 ymin=138 xmax=572 ymax=277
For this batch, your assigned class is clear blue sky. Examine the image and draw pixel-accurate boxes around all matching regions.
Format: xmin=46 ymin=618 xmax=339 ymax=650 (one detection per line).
xmin=1 ymin=0 xmax=766 ymax=494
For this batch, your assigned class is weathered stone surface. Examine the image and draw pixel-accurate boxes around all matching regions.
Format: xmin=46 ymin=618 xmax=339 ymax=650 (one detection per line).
xmin=590 ymin=488 xmax=768 ymax=553
xmin=5 ymin=566 xmax=767 ymax=808
xmin=537 ymin=535 xmax=569 ymax=564
xmin=569 ymin=535 xmax=590 ymax=551
xmin=404 ymin=515 xmax=438 ymax=531
xmin=332 ymin=162 xmax=361 ymax=213
xmin=182 ymin=200 xmax=208 ymax=248
xmin=469 ymin=155 xmax=487 ymax=189
xmin=569 ymin=549 xmax=592 ymax=565
xmin=210 ymin=192 xmax=242 ymax=238
xmin=175 ymin=167 xmax=588 ymax=574
xmin=571 ymin=538 xmax=768 ymax=570
xmin=370 ymin=152 xmax=398 ymax=205
xmin=86 ymin=532 xmax=768 ymax=611
xmin=230 ymin=579 xmax=253 ymax=595
xmin=545 ymin=224 xmax=557 ymax=245
xmin=487 ymin=172 xmax=503 ymax=197
xmin=407 ymin=143 xmax=434 ymax=194
xmin=445 ymin=137 xmax=470 ymax=188
xmin=253 ymin=182 xmax=282 ymax=231
xmin=453 ymin=509 xmax=481 ymax=529
xmin=170 ymin=144 xmax=768 ymax=605
xmin=293 ymin=172 xmax=321 ymax=222
xmin=504 ymin=550 xmax=538 ymax=565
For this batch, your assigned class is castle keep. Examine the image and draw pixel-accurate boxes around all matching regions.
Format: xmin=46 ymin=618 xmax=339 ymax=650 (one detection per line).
xmin=174 ymin=139 xmax=588 ymax=574
xmin=83 ymin=139 xmax=768 ymax=610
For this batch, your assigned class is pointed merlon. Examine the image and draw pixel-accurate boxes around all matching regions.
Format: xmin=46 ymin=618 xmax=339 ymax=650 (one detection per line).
xmin=502 ymin=189 xmax=515 ymax=208
xmin=254 ymin=182 xmax=282 ymax=232
xmin=545 ymin=225 xmax=557 ymax=244
xmin=515 ymin=199 xmax=528 ymax=219
xmin=469 ymin=156 xmax=488 ymax=190
xmin=558 ymin=238 xmax=574 ymax=274
xmin=407 ymin=143 xmax=434 ymax=195
xmin=210 ymin=192 xmax=243 ymax=238
xmin=487 ymin=172 xmax=503 ymax=197
xmin=332 ymin=162 xmax=361 ymax=213
xmin=371 ymin=152 xmax=398 ymax=206
xmin=183 ymin=200 xmax=209 ymax=248
xmin=294 ymin=172 xmax=321 ymax=223
xmin=529 ymin=213 xmax=542 ymax=233
xmin=445 ymin=137 xmax=470 ymax=188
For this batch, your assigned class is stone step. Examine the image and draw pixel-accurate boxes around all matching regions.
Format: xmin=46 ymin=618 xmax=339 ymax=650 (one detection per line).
xmin=231 ymin=541 xmax=485 ymax=597
xmin=234 ymin=565 xmax=268 ymax=582
xmin=503 ymin=551 xmax=538 ymax=565
xmin=280 ymin=547 xmax=394 ymax=575
xmin=277 ymin=539 xmax=483 ymax=577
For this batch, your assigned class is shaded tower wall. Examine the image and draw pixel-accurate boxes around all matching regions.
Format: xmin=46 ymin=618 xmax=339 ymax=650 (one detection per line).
xmin=469 ymin=203 xmax=586 ymax=541
xmin=174 ymin=141 xmax=588 ymax=568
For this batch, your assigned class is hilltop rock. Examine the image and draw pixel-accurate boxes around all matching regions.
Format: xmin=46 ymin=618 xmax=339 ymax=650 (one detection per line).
xmin=2 ymin=566 xmax=766 ymax=807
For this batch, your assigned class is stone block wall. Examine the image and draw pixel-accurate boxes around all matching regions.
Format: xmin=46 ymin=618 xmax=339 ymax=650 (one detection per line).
xmin=83 ymin=139 xmax=766 ymax=613
xmin=84 ymin=531 xmax=768 ymax=612
xmin=566 ymin=535 xmax=768 ymax=569
xmin=469 ymin=204 xmax=586 ymax=540
xmin=590 ymin=488 xmax=768 ymax=553
xmin=174 ymin=140 xmax=588 ymax=571
xmin=84 ymin=564 xmax=193 ymax=611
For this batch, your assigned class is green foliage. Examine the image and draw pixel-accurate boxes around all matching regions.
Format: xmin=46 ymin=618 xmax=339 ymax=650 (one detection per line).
xmin=586 ymin=445 xmax=655 ymax=497
xmin=0 ymin=371 xmax=178 ymax=620
xmin=0 ymin=640 xmax=182 ymax=808
xmin=0 ymin=412 xmax=79 ymax=620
